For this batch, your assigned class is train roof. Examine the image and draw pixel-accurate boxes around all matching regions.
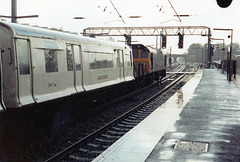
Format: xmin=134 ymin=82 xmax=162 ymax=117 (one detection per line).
xmin=0 ymin=21 xmax=129 ymax=49
xmin=131 ymin=44 xmax=160 ymax=53
xmin=0 ymin=21 xmax=79 ymax=40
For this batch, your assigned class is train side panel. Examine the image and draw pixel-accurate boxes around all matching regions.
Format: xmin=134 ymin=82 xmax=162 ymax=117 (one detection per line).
xmin=123 ymin=47 xmax=134 ymax=81
xmin=0 ymin=25 xmax=18 ymax=108
xmin=150 ymin=49 xmax=166 ymax=73
xmin=82 ymin=42 xmax=126 ymax=91
xmin=30 ymin=38 xmax=75 ymax=103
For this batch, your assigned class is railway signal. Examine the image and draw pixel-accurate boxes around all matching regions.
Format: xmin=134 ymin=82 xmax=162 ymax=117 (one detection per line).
xmin=178 ymin=33 xmax=184 ymax=49
xmin=161 ymin=35 xmax=167 ymax=49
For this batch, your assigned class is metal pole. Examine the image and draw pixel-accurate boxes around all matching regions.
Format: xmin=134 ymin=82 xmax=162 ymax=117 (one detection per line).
xmin=202 ymin=48 xmax=204 ymax=68
xmin=227 ymin=48 xmax=230 ymax=80
xmin=207 ymin=28 xmax=211 ymax=68
xmin=169 ymin=47 xmax=172 ymax=68
xmin=12 ymin=0 xmax=17 ymax=23
xmin=222 ymin=40 xmax=225 ymax=74
xmin=229 ymin=29 xmax=233 ymax=81
xmin=156 ymin=36 xmax=158 ymax=48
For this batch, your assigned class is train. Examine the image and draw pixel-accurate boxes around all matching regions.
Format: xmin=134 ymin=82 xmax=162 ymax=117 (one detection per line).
xmin=0 ymin=21 xmax=166 ymax=111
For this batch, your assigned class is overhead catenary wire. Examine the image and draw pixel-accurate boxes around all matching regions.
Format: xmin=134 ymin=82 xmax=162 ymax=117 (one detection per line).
xmin=167 ymin=0 xmax=181 ymax=22
xmin=109 ymin=0 xmax=126 ymax=24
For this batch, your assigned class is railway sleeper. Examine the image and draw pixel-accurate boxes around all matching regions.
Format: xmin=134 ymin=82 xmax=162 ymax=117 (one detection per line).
xmin=95 ymin=137 xmax=114 ymax=143
xmin=101 ymin=133 xmax=121 ymax=139
xmin=117 ymin=123 xmax=134 ymax=128
xmin=124 ymin=118 xmax=139 ymax=123
xmin=87 ymin=143 xmax=100 ymax=148
xmin=107 ymin=130 xmax=125 ymax=135
xmin=112 ymin=126 xmax=131 ymax=132
xmin=121 ymin=120 xmax=138 ymax=126
xmin=79 ymin=148 xmax=89 ymax=153
xmin=69 ymin=155 xmax=90 ymax=161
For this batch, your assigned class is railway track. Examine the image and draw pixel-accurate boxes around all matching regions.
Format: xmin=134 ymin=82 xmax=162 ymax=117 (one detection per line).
xmin=45 ymin=66 xmax=193 ymax=161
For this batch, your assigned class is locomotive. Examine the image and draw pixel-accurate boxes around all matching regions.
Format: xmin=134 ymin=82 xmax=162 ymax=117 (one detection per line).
xmin=132 ymin=44 xmax=166 ymax=81
xmin=0 ymin=21 xmax=165 ymax=111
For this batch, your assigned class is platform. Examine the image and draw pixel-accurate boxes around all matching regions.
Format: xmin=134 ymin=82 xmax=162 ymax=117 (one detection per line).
xmin=93 ymin=69 xmax=240 ymax=162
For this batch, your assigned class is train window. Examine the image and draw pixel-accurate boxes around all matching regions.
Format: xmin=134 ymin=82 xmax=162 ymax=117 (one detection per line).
xmin=89 ymin=53 xmax=113 ymax=69
xmin=108 ymin=54 xmax=113 ymax=68
xmin=89 ymin=53 xmax=97 ymax=69
xmin=140 ymin=51 xmax=148 ymax=58
xmin=116 ymin=52 xmax=120 ymax=67
xmin=96 ymin=54 xmax=102 ymax=68
xmin=44 ymin=41 xmax=59 ymax=49
xmin=151 ymin=53 xmax=153 ymax=70
xmin=73 ymin=45 xmax=81 ymax=70
xmin=100 ymin=54 xmax=108 ymax=68
xmin=119 ymin=50 xmax=123 ymax=67
xmin=66 ymin=45 xmax=73 ymax=71
xmin=115 ymin=50 xmax=124 ymax=68
xmin=133 ymin=50 xmax=138 ymax=58
xmin=130 ymin=51 xmax=133 ymax=67
xmin=16 ymin=39 xmax=30 ymax=75
xmin=45 ymin=49 xmax=58 ymax=73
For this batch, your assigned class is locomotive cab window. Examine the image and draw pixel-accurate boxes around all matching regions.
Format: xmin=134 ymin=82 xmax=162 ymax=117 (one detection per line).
xmin=140 ymin=50 xmax=148 ymax=58
xmin=45 ymin=49 xmax=58 ymax=73
xmin=133 ymin=50 xmax=138 ymax=58
xmin=16 ymin=39 xmax=30 ymax=75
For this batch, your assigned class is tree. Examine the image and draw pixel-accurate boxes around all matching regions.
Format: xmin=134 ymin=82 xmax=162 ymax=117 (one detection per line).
xmin=187 ymin=43 xmax=204 ymax=63
xmin=211 ymin=43 xmax=226 ymax=61
xmin=212 ymin=42 xmax=240 ymax=61
xmin=227 ymin=43 xmax=240 ymax=59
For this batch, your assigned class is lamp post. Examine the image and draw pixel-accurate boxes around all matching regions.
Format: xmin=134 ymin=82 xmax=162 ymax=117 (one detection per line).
xmin=211 ymin=38 xmax=225 ymax=73
xmin=213 ymin=28 xmax=233 ymax=81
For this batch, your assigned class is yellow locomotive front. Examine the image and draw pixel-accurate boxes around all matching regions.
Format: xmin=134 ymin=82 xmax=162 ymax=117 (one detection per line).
xmin=132 ymin=44 xmax=166 ymax=80
xmin=132 ymin=44 xmax=149 ymax=78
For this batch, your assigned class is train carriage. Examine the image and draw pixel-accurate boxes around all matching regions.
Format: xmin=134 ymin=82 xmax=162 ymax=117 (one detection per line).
xmin=0 ymin=21 xmax=134 ymax=110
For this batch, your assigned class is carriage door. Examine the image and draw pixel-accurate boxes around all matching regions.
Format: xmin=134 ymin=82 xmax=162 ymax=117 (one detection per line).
xmin=16 ymin=39 xmax=34 ymax=105
xmin=0 ymin=49 xmax=5 ymax=111
xmin=117 ymin=50 xmax=124 ymax=80
xmin=73 ymin=45 xmax=84 ymax=92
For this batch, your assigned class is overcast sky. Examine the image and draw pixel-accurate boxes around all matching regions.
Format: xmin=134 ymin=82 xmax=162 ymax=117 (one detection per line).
xmin=0 ymin=0 xmax=239 ymax=53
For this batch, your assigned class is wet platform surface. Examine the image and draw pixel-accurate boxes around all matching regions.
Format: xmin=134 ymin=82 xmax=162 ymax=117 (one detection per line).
xmin=94 ymin=69 xmax=240 ymax=161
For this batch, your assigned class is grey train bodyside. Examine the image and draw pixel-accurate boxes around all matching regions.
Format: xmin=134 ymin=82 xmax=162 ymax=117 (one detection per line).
xmin=0 ymin=22 xmax=134 ymax=111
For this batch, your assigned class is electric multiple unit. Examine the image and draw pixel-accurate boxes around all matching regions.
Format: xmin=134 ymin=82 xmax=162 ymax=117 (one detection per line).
xmin=0 ymin=21 xmax=134 ymax=111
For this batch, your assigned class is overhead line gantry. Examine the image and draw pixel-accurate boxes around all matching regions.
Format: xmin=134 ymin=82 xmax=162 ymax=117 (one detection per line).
xmin=83 ymin=26 xmax=212 ymax=68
